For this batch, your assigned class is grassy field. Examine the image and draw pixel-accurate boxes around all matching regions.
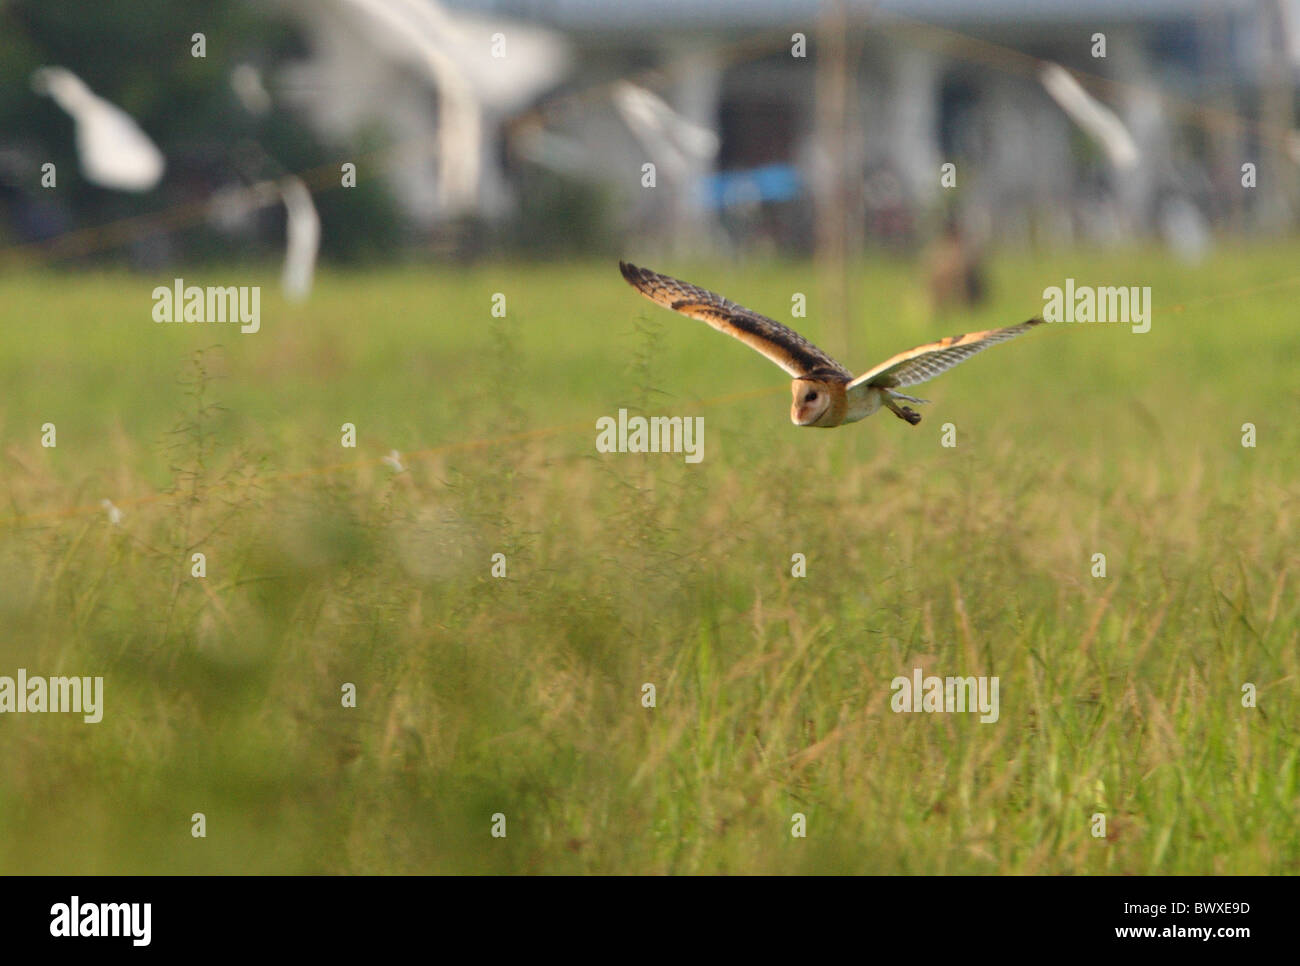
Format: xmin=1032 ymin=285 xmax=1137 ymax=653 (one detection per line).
xmin=0 ymin=245 xmax=1296 ymax=874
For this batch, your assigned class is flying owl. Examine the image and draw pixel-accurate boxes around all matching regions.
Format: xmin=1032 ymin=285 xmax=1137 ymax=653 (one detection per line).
xmin=619 ymin=261 xmax=1044 ymax=428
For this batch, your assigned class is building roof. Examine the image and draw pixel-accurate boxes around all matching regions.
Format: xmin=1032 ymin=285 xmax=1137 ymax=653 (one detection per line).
xmin=443 ymin=0 xmax=1239 ymax=31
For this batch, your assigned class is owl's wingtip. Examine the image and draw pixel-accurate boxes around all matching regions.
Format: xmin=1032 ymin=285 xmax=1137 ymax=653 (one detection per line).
xmin=618 ymin=260 xmax=640 ymax=280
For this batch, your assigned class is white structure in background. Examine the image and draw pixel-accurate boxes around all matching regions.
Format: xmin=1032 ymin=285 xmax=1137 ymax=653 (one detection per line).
xmin=30 ymin=66 xmax=165 ymax=192
xmin=612 ymin=77 xmax=723 ymax=252
xmin=281 ymin=0 xmax=569 ymax=224
xmin=612 ymin=81 xmax=720 ymax=177
xmin=223 ymin=68 xmax=320 ymax=300
xmin=230 ymin=64 xmax=273 ymax=117
xmin=277 ymin=176 xmax=321 ymax=300
xmin=337 ymin=0 xmax=481 ymax=215
xmin=207 ymin=174 xmax=320 ymax=301
xmin=1040 ymin=64 xmax=1139 ymax=171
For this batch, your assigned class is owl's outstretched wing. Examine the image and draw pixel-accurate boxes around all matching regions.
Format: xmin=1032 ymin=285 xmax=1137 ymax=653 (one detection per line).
xmin=619 ymin=261 xmax=852 ymax=380
xmin=849 ymin=318 xmax=1044 ymax=390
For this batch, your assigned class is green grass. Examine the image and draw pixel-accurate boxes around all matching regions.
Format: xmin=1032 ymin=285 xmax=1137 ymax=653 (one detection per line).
xmin=0 ymin=245 xmax=1296 ymax=874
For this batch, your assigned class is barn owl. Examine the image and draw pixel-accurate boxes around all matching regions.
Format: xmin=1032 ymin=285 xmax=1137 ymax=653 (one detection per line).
xmin=619 ymin=262 xmax=1044 ymax=428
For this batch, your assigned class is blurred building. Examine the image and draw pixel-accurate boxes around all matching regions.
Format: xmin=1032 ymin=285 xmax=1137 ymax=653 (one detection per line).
xmin=287 ymin=0 xmax=1295 ymax=254
xmin=12 ymin=0 xmax=1288 ymax=259
xmin=426 ymin=0 xmax=1287 ymax=254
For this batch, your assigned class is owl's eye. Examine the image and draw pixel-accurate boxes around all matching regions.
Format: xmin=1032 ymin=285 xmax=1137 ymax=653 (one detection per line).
xmin=806 ymin=392 xmax=818 ymax=402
